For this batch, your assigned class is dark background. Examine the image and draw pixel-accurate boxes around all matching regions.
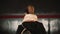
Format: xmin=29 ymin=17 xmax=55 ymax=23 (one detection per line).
xmin=0 ymin=0 xmax=60 ymax=34
xmin=0 ymin=0 xmax=60 ymax=14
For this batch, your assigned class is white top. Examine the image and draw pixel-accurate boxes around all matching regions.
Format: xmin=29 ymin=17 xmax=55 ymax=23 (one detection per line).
xmin=23 ymin=14 xmax=38 ymax=22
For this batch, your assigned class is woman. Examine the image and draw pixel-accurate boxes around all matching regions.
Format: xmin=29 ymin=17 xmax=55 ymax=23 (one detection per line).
xmin=23 ymin=5 xmax=38 ymax=22
xmin=16 ymin=5 xmax=46 ymax=34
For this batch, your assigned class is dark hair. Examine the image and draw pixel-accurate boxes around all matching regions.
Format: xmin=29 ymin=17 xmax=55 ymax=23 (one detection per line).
xmin=25 ymin=9 xmax=29 ymax=14
xmin=25 ymin=5 xmax=34 ymax=14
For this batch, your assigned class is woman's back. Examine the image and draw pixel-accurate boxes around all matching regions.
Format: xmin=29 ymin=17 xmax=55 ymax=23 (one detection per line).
xmin=16 ymin=21 xmax=46 ymax=34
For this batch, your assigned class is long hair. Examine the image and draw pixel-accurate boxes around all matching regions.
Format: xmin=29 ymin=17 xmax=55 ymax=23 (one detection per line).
xmin=25 ymin=5 xmax=35 ymax=14
xmin=25 ymin=9 xmax=29 ymax=14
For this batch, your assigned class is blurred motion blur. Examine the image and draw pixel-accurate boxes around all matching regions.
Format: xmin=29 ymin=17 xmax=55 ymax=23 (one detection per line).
xmin=0 ymin=18 xmax=60 ymax=34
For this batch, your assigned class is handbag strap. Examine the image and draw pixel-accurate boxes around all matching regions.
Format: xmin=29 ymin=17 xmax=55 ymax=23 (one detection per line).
xmin=21 ymin=24 xmax=31 ymax=34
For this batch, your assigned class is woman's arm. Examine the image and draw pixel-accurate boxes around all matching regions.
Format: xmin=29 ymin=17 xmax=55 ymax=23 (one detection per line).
xmin=16 ymin=25 xmax=24 ymax=34
xmin=37 ymin=23 xmax=46 ymax=34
